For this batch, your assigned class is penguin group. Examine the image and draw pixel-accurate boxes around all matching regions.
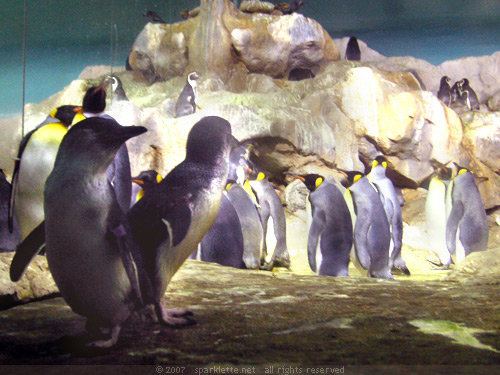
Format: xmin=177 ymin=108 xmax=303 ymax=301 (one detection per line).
xmin=437 ymin=76 xmax=480 ymax=111
xmin=425 ymin=162 xmax=488 ymax=269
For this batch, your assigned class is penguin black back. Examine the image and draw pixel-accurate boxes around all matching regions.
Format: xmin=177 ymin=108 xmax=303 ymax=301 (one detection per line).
xmin=437 ymin=76 xmax=451 ymax=107
xmin=345 ymin=36 xmax=361 ymax=61
xmin=82 ymin=86 xmax=107 ymax=113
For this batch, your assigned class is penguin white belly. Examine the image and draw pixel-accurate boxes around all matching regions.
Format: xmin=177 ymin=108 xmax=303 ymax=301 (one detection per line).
xmin=315 ymin=233 xmax=323 ymax=273
xmin=454 ymin=227 xmax=466 ymax=264
xmin=16 ymin=125 xmax=66 ymax=238
xmin=343 ymin=189 xmax=363 ymax=274
xmin=426 ymin=178 xmax=451 ymax=265
xmin=45 ymin=189 xmax=132 ymax=325
xmin=161 ymin=184 xmax=223 ymax=295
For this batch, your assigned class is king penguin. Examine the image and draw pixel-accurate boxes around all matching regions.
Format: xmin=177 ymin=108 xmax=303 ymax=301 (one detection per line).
xmin=225 ymin=180 xmax=264 ymax=269
xmin=9 ymin=105 xmax=80 ymax=239
xmin=248 ymin=167 xmax=290 ymax=270
xmin=131 ymin=170 xmax=162 ymax=206
xmin=368 ymin=156 xmax=410 ymax=275
xmin=437 ymin=76 xmax=452 ymax=107
xmin=288 ymin=173 xmax=353 ymax=277
xmin=0 ymin=169 xmax=21 ymax=251
xmin=123 ymin=116 xmax=238 ymax=327
xmin=10 ymin=117 xmax=148 ymax=348
xmin=425 ymin=164 xmax=453 ymax=268
xmin=175 ymin=72 xmax=200 ymax=118
xmin=446 ymin=163 xmax=489 ymax=263
xmin=340 ymin=170 xmax=393 ymax=280
xmin=193 ymin=191 xmax=246 ymax=269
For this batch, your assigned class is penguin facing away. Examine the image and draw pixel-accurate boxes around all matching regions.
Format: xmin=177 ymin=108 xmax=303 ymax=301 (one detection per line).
xmin=345 ymin=36 xmax=361 ymax=61
xmin=10 ymin=117 xmax=148 ymax=348
xmin=425 ymin=164 xmax=453 ymax=268
xmin=288 ymin=173 xmax=353 ymax=277
xmin=368 ymin=156 xmax=409 ymax=275
xmin=340 ymin=170 xmax=393 ymax=280
xmin=175 ymin=72 xmax=200 ymax=118
xmin=446 ymin=163 xmax=488 ymax=263
xmin=437 ymin=76 xmax=451 ymax=107
xmin=124 ymin=116 xmax=238 ymax=329
xmin=225 ymin=180 xmax=264 ymax=269
xmin=248 ymin=167 xmax=290 ymax=270
xmin=194 ymin=192 xmax=246 ymax=269
xmin=8 ymin=105 xmax=80 ymax=239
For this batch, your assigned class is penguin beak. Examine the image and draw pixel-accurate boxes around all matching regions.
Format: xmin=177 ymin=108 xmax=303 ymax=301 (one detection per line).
xmin=283 ymin=172 xmax=305 ymax=182
xmin=132 ymin=179 xmax=144 ymax=186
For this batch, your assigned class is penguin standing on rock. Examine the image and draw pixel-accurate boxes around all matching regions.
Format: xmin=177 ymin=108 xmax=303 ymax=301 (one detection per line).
xmin=458 ymin=78 xmax=480 ymax=111
xmin=175 ymin=72 xmax=200 ymax=118
xmin=124 ymin=116 xmax=238 ymax=328
xmin=345 ymin=36 xmax=361 ymax=61
xmin=9 ymin=105 xmax=80 ymax=239
xmin=368 ymin=156 xmax=409 ymax=275
xmin=339 ymin=170 xmax=393 ymax=280
xmin=437 ymin=76 xmax=452 ymax=106
xmin=103 ymin=75 xmax=129 ymax=102
xmin=446 ymin=163 xmax=488 ymax=263
xmin=10 ymin=117 xmax=148 ymax=348
xmin=287 ymin=173 xmax=353 ymax=277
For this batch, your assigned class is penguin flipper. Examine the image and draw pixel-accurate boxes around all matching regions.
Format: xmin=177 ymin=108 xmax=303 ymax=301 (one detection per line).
xmin=353 ymin=219 xmax=371 ymax=270
xmin=10 ymin=221 xmax=45 ymax=282
xmin=446 ymin=201 xmax=464 ymax=255
xmin=307 ymin=209 xmax=326 ymax=273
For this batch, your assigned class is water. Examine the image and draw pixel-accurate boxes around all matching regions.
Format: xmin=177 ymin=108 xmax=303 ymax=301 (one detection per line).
xmin=1 ymin=25 xmax=499 ymax=119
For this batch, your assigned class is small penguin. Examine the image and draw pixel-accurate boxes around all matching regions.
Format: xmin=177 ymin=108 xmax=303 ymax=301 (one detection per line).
xmin=288 ymin=173 xmax=353 ymax=277
xmin=345 ymin=36 xmax=361 ymax=61
xmin=0 ymin=169 xmax=21 ymax=252
xmin=225 ymin=180 xmax=264 ymax=269
xmin=143 ymin=10 xmax=166 ymax=24
xmin=124 ymin=116 xmax=238 ymax=328
xmin=131 ymin=170 xmax=162 ymax=206
xmin=368 ymin=156 xmax=409 ymax=275
xmin=458 ymin=78 xmax=480 ymax=111
xmin=340 ymin=170 xmax=393 ymax=280
xmin=425 ymin=164 xmax=453 ymax=268
xmin=450 ymin=80 xmax=461 ymax=104
xmin=103 ymin=74 xmax=129 ymax=102
xmin=175 ymin=72 xmax=200 ymax=118
xmin=248 ymin=168 xmax=290 ymax=270
xmin=193 ymin=192 xmax=245 ymax=269
xmin=9 ymin=105 xmax=79 ymax=238
xmin=279 ymin=1 xmax=304 ymax=14
xmin=446 ymin=163 xmax=488 ymax=263
xmin=437 ymin=76 xmax=452 ymax=106
xmin=10 ymin=117 xmax=148 ymax=348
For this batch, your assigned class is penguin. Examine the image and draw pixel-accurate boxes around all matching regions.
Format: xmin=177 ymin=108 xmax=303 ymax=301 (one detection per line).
xmin=143 ymin=10 xmax=166 ymax=24
xmin=131 ymin=170 xmax=162 ymax=206
xmin=123 ymin=116 xmax=238 ymax=329
xmin=446 ymin=163 xmax=488 ymax=263
xmin=193 ymin=192 xmax=246 ymax=269
xmin=458 ymin=78 xmax=480 ymax=111
xmin=0 ymin=169 xmax=21 ymax=252
xmin=425 ymin=164 xmax=453 ymax=268
xmin=73 ymin=85 xmax=133 ymax=213
xmin=103 ymin=74 xmax=129 ymax=102
xmin=280 ymin=1 xmax=304 ymax=14
xmin=287 ymin=173 xmax=353 ymax=277
xmin=345 ymin=36 xmax=361 ymax=61
xmin=437 ymin=76 xmax=452 ymax=107
xmin=10 ymin=117 xmax=148 ymax=348
xmin=248 ymin=168 xmax=290 ymax=270
xmin=8 ymin=105 xmax=80 ymax=239
xmin=450 ymin=80 xmax=461 ymax=105
xmin=175 ymin=72 xmax=200 ymax=118
xmin=367 ymin=156 xmax=409 ymax=275
xmin=340 ymin=170 xmax=393 ymax=280
xmin=225 ymin=180 xmax=264 ymax=269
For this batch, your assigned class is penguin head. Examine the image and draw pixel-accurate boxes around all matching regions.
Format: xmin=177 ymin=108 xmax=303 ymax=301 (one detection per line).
xmin=56 ymin=117 xmax=147 ymax=171
xmin=337 ymin=170 xmax=364 ymax=187
xmin=50 ymin=105 xmax=80 ymax=127
xmin=225 ymin=178 xmax=237 ymax=191
xmin=452 ymin=162 xmax=471 ymax=177
xmin=103 ymin=75 xmax=122 ymax=94
xmin=440 ymin=76 xmax=451 ymax=87
xmin=286 ymin=173 xmax=324 ymax=192
xmin=185 ymin=116 xmax=238 ymax=166
xmin=82 ymin=85 xmax=107 ymax=114
xmin=372 ymin=155 xmax=388 ymax=169
xmin=460 ymin=78 xmax=470 ymax=88
xmin=133 ymin=170 xmax=162 ymax=201
xmin=187 ymin=72 xmax=200 ymax=87
xmin=0 ymin=169 xmax=7 ymax=181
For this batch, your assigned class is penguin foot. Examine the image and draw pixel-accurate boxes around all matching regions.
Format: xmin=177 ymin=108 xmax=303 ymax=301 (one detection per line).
xmin=261 ymin=256 xmax=291 ymax=271
xmin=154 ymin=303 xmax=196 ymax=328
xmin=84 ymin=322 xmax=121 ymax=348
xmin=392 ymin=266 xmax=411 ymax=276
xmin=426 ymin=258 xmax=450 ymax=270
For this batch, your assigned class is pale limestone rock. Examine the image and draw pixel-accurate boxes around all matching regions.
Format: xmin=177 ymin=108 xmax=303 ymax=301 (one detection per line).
xmin=487 ymin=90 xmax=500 ymax=111
xmin=239 ymin=0 xmax=275 ymax=13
